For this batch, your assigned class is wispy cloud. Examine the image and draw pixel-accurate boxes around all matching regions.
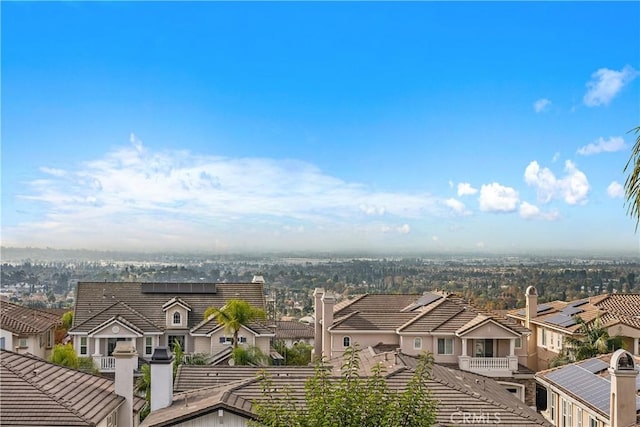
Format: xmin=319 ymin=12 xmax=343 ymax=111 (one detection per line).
xmin=478 ymin=183 xmax=519 ymax=213
xmin=443 ymin=198 xmax=471 ymax=216
xmin=583 ymin=65 xmax=638 ymax=107
xmin=533 ymin=98 xmax=551 ymax=113
xmin=457 ymin=182 xmax=478 ymax=196
xmin=607 ymin=181 xmax=624 ymax=199
xmin=524 ymin=160 xmax=589 ymax=205
xmin=519 ymin=201 xmax=560 ymax=221
xmin=577 ymin=136 xmax=626 ymax=155
xmin=8 ymin=138 xmax=451 ymax=250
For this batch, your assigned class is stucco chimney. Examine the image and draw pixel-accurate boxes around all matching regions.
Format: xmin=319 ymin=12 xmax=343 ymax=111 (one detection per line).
xmin=113 ymin=341 xmax=138 ymax=427
xmin=609 ymin=349 xmax=638 ymax=427
xmin=313 ymin=288 xmax=324 ymax=360
xmin=524 ymin=286 xmax=538 ymax=371
xmin=149 ymin=346 xmax=174 ymax=412
xmin=321 ymin=291 xmax=335 ymax=359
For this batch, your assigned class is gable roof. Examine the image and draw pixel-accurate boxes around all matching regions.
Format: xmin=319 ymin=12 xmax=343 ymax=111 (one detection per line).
xmin=508 ymin=292 xmax=640 ymax=334
xmin=272 ymin=320 xmax=314 ymax=340
xmin=0 ymin=301 xmax=61 ymax=335
xmin=0 ymin=349 xmax=145 ymax=426
xmin=144 ymin=347 xmax=549 ymax=427
xmin=71 ymin=282 xmax=266 ymax=333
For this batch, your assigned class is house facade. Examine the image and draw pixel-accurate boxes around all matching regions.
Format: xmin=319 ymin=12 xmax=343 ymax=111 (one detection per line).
xmin=0 ymin=300 xmax=61 ymax=359
xmin=507 ymin=288 xmax=640 ymax=371
xmin=69 ymin=281 xmax=271 ymax=372
xmin=313 ymin=288 xmax=536 ymax=406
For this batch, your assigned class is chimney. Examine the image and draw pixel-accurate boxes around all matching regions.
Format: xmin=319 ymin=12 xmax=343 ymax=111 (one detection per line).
xmin=113 ymin=341 xmax=137 ymax=427
xmin=313 ymin=288 xmax=324 ymax=360
xmin=321 ymin=291 xmax=335 ymax=359
xmin=609 ymin=349 xmax=638 ymax=427
xmin=149 ymin=346 xmax=174 ymax=412
xmin=524 ymin=286 xmax=538 ymax=371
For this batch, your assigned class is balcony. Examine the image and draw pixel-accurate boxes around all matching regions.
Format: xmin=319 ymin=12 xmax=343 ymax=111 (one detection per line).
xmin=94 ymin=356 xmax=116 ymax=372
xmin=458 ymin=356 xmax=518 ymax=377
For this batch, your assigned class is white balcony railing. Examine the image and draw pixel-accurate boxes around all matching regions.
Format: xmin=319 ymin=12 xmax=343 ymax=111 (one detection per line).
xmin=458 ymin=356 xmax=518 ymax=377
xmin=94 ymin=356 xmax=116 ymax=372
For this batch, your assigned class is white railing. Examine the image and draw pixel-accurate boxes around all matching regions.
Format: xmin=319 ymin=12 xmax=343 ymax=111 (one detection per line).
xmin=458 ymin=356 xmax=519 ymax=376
xmin=468 ymin=357 xmax=509 ymax=370
xmin=94 ymin=356 xmax=116 ymax=372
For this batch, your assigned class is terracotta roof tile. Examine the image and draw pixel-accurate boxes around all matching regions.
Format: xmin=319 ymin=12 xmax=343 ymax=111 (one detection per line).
xmin=0 ymin=301 xmax=61 ymax=335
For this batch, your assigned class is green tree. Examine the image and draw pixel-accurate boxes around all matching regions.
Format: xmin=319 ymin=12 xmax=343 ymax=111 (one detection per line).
xmin=204 ymin=299 xmax=266 ymax=349
xmin=273 ymin=341 xmax=312 ymax=366
xmin=563 ymin=316 xmax=623 ymax=361
xmin=50 ymin=343 xmax=79 ymax=369
xmin=252 ymin=346 xmax=437 ymax=427
xmin=624 ymin=126 xmax=640 ymax=230
xmin=61 ymin=311 xmax=74 ymax=330
xmin=135 ymin=364 xmax=151 ymax=421
xmin=232 ymin=345 xmax=269 ymax=366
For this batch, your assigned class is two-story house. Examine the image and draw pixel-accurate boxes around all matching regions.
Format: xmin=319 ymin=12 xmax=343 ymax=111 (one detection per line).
xmin=507 ymin=287 xmax=640 ymax=371
xmin=313 ymin=288 xmax=536 ymax=406
xmin=68 ymin=281 xmax=272 ymax=372
xmin=0 ymin=300 xmax=61 ymax=359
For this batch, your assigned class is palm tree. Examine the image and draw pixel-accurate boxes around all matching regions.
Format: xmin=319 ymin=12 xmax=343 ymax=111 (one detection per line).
xmin=564 ymin=316 xmax=623 ymax=361
xmin=204 ymin=299 xmax=266 ymax=349
xmin=624 ymin=126 xmax=640 ymax=230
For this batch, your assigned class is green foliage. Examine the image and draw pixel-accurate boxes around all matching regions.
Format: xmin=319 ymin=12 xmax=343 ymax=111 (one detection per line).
xmin=135 ymin=364 xmax=151 ymax=421
xmin=204 ymin=299 xmax=266 ymax=349
xmin=624 ymin=126 xmax=640 ymax=230
xmin=232 ymin=345 xmax=269 ymax=366
xmin=171 ymin=339 xmax=184 ymax=378
xmin=77 ymin=356 xmax=99 ymax=374
xmin=50 ymin=343 xmax=79 ymax=369
xmin=273 ymin=341 xmax=312 ymax=366
xmin=563 ymin=316 xmax=623 ymax=361
xmin=61 ymin=311 xmax=74 ymax=329
xmin=251 ymin=346 xmax=437 ymax=427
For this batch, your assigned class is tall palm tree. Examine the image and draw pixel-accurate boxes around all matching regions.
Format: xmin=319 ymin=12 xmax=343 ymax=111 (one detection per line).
xmin=624 ymin=126 xmax=640 ymax=230
xmin=204 ymin=299 xmax=266 ymax=349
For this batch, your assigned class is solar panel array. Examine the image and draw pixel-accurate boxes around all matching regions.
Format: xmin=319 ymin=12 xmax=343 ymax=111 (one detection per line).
xmin=141 ymin=282 xmax=218 ymax=294
xmin=577 ymin=358 xmax=609 ymax=373
xmin=515 ymin=303 xmax=553 ymax=317
xmin=545 ymin=313 xmax=578 ymax=328
xmin=407 ymin=293 xmax=442 ymax=311
xmin=545 ymin=364 xmax=611 ymax=414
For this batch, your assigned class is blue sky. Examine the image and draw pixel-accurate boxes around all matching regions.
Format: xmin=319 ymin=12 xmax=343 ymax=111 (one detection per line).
xmin=2 ymin=2 xmax=639 ymax=255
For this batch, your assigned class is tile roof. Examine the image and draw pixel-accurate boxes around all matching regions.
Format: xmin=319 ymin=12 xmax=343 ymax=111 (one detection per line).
xmin=71 ymin=282 xmax=266 ymax=334
xmin=146 ymin=347 xmax=549 ymax=427
xmin=0 ymin=349 xmax=145 ymax=426
xmin=0 ymin=301 xmax=61 ymax=335
xmin=334 ymin=294 xmax=420 ymax=316
xmin=331 ymin=311 xmax=417 ymax=331
xmin=272 ymin=320 xmax=314 ymax=340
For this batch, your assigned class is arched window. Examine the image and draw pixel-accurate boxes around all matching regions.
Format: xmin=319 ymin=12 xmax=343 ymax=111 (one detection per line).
xmin=343 ymin=336 xmax=351 ymax=347
xmin=413 ymin=337 xmax=422 ymax=350
xmin=172 ymin=311 xmax=181 ymax=325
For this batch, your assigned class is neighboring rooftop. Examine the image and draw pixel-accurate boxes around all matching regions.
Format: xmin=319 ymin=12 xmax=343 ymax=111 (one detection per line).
xmin=0 ymin=349 xmax=145 ymax=426
xmin=0 ymin=300 xmax=61 ymax=335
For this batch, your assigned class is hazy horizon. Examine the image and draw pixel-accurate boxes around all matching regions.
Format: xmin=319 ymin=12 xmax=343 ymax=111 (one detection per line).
xmin=2 ymin=2 xmax=639 ymax=255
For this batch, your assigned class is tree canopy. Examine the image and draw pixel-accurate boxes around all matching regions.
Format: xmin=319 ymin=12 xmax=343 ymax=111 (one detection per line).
xmin=251 ymin=346 xmax=437 ymax=427
xmin=204 ymin=299 xmax=266 ymax=349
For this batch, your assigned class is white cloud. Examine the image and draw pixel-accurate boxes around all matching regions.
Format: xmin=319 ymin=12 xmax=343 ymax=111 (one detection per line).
xmin=533 ymin=98 xmax=551 ymax=113
xmin=431 ymin=235 xmax=439 ymax=242
xmin=583 ymin=65 xmax=638 ymax=107
xmin=457 ymin=182 xmax=478 ymax=196
xmin=519 ymin=202 xmax=560 ymax=221
xmin=478 ymin=183 xmax=519 ymax=213
xmin=9 ymin=138 xmax=444 ymax=250
xmin=524 ymin=160 xmax=589 ymax=205
xmin=607 ymin=181 xmax=624 ymax=199
xmin=381 ymin=224 xmax=411 ymax=234
xmin=577 ymin=136 xmax=627 ymax=155
xmin=552 ymin=152 xmax=560 ymax=163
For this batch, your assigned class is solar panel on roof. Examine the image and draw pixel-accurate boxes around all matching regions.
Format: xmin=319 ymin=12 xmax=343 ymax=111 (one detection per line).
xmin=515 ymin=309 xmax=526 ymax=316
xmin=141 ymin=283 xmax=218 ymax=294
xmin=406 ymin=293 xmax=442 ymax=311
xmin=561 ymin=306 xmax=584 ymax=316
xmin=568 ymin=299 xmax=589 ymax=308
xmin=537 ymin=304 xmax=552 ymax=313
xmin=578 ymin=358 xmax=609 ymax=373
xmin=545 ymin=313 xmax=576 ymax=328
xmin=546 ymin=365 xmax=612 ymax=413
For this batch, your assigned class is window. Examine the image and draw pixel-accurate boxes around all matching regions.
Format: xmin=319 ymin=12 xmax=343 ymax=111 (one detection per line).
xmin=561 ymin=399 xmax=572 ymax=427
xmin=557 ymin=334 xmax=561 ymax=348
xmin=18 ymin=338 xmax=28 ymax=348
xmin=80 ymin=337 xmax=88 ymax=355
xmin=514 ymin=337 xmax=522 ymax=348
xmin=106 ymin=411 xmax=117 ymax=427
xmin=549 ymin=391 xmax=557 ymax=422
xmin=239 ymin=336 xmax=247 ymax=344
xmin=589 ymin=416 xmax=597 ymax=427
xmin=46 ymin=330 xmax=53 ymax=348
xmin=219 ymin=336 xmax=233 ymax=344
xmin=437 ymin=338 xmax=453 ymax=355
xmin=145 ymin=337 xmax=153 ymax=356
xmin=172 ymin=311 xmax=181 ymax=325
xmin=576 ymin=407 xmax=583 ymax=427
xmin=413 ymin=337 xmax=422 ymax=350
xmin=343 ymin=336 xmax=351 ymax=347
xmin=541 ymin=329 xmax=547 ymax=346
xmin=0 ymin=337 xmax=4 ymax=350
